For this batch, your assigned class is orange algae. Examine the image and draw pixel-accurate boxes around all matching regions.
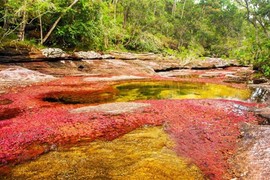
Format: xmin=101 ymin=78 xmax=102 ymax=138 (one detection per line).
xmin=5 ymin=127 xmax=204 ymax=179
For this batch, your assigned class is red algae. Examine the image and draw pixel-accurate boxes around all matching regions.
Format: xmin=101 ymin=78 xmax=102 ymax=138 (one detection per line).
xmin=0 ymin=77 xmax=262 ymax=179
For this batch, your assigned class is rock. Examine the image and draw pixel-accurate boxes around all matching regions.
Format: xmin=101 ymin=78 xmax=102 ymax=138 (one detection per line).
xmin=224 ymin=74 xmax=248 ymax=83
xmin=158 ymin=70 xmax=198 ymax=78
xmin=254 ymin=107 xmax=270 ymax=125
xmin=101 ymin=54 xmax=115 ymax=59
xmin=252 ymin=78 xmax=268 ymax=84
xmin=109 ymin=52 xmax=162 ymax=60
xmin=41 ymin=48 xmax=68 ymax=58
xmin=135 ymin=53 xmax=162 ymax=60
xmin=74 ymin=51 xmax=102 ymax=59
xmin=70 ymin=102 xmax=151 ymax=114
xmin=109 ymin=52 xmax=137 ymax=60
xmin=0 ymin=44 xmax=45 ymax=63
xmin=74 ymin=51 xmax=115 ymax=60
xmin=0 ymin=67 xmax=56 ymax=84
xmin=249 ymin=87 xmax=270 ymax=103
xmin=189 ymin=58 xmax=238 ymax=69
xmin=199 ymin=72 xmax=222 ymax=78
xmin=84 ymin=75 xmax=146 ymax=82
xmin=231 ymin=124 xmax=270 ymax=179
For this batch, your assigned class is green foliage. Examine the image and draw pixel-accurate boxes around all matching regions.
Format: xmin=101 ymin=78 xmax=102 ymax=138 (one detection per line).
xmin=125 ymin=32 xmax=164 ymax=53
xmin=0 ymin=0 xmax=269 ymax=75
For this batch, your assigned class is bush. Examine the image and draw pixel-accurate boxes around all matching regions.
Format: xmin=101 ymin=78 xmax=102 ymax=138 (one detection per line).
xmin=125 ymin=32 xmax=164 ymax=53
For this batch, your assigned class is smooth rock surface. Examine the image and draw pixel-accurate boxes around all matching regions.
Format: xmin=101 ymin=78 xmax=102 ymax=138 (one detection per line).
xmin=70 ymin=102 xmax=151 ymax=114
xmin=84 ymin=75 xmax=146 ymax=82
xmin=0 ymin=67 xmax=56 ymax=83
xmin=231 ymin=124 xmax=270 ymax=179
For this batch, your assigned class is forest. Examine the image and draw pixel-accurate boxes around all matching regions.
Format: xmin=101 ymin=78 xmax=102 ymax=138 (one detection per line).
xmin=0 ymin=0 xmax=269 ymax=75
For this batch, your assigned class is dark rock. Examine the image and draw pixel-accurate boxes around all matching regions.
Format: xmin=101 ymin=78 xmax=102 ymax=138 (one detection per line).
xmin=252 ymin=78 xmax=268 ymax=84
xmin=254 ymin=107 xmax=270 ymax=125
xmin=78 ymin=65 xmax=85 ymax=70
xmin=224 ymin=74 xmax=248 ymax=83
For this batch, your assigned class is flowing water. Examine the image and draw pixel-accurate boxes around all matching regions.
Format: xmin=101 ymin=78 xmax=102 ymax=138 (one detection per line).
xmin=2 ymin=81 xmax=254 ymax=179
xmin=6 ymin=127 xmax=204 ymax=179
xmin=43 ymin=81 xmax=252 ymax=105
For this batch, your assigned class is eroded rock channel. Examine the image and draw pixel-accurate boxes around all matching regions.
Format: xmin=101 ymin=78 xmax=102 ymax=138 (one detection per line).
xmin=0 ymin=49 xmax=269 ymax=180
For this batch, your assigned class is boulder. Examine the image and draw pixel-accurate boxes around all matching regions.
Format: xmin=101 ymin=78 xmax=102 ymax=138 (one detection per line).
xmin=74 ymin=51 xmax=115 ymax=60
xmin=41 ymin=48 xmax=68 ymax=58
xmin=249 ymin=86 xmax=270 ymax=103
xmin=252 ymin=78 xmax=268 ymax=84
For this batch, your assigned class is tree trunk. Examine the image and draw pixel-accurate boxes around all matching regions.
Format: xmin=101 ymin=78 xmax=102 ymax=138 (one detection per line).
xmin=113 ymin=0 xmax=118 ymax=22
xmin=18 ymin=0 xmax=27 ymax=41
xmin=172 ymin=0 xmax=177 ymax=16
xmin=38 ymin=11 xmax=43 ymax=44
xmin=3 ymin=0 xmax=8 ymax=30
xmin=123 ymin=6 xmax=130 ymax=28
xmin=181 ymin=0 xmax=186 ymax=19
xmin=41 ymin=0 xmax=79 ymax=44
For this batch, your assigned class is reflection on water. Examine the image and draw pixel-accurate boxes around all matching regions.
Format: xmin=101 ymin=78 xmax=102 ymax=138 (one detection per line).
xmin=6 ymin=127 xmax=204 ymax=179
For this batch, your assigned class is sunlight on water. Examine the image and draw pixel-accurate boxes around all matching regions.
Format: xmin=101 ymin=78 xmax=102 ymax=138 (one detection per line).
xmin=7 ymin=127 xmax=204 ymax=179
xmin=114 ymin=81 xmax=251 ymax=102
xmin=42 ymin=81 xmax=252 ymax=105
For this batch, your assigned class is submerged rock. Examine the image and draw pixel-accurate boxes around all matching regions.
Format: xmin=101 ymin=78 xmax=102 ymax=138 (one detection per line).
xmin=70 ymin=102 xmax=151 ymax=114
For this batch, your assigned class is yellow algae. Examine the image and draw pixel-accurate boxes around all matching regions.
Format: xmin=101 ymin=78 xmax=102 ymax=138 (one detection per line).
xmin=7 ymin=127 xmax=204 ymax=179
xmin=114 ymin=81 xmax=251 ymax=102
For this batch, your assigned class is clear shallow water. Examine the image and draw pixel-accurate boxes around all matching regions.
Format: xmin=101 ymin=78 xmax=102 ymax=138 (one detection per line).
xmin=43 ymin=81 xmax=252 ymax=105
xmin=5 ymin=127 xmax=204 ymax=179
xmin=4 ymin=81 xmax=253 ymax=179
xmin=114 ymin=81 xmax=251 ymax=102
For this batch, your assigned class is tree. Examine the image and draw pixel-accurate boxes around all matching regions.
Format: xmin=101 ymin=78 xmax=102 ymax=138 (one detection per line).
xmin=41 ymin=0 xmax=79 ymax=44
xmin=235 ymin=0 xmax=270 ymax=75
